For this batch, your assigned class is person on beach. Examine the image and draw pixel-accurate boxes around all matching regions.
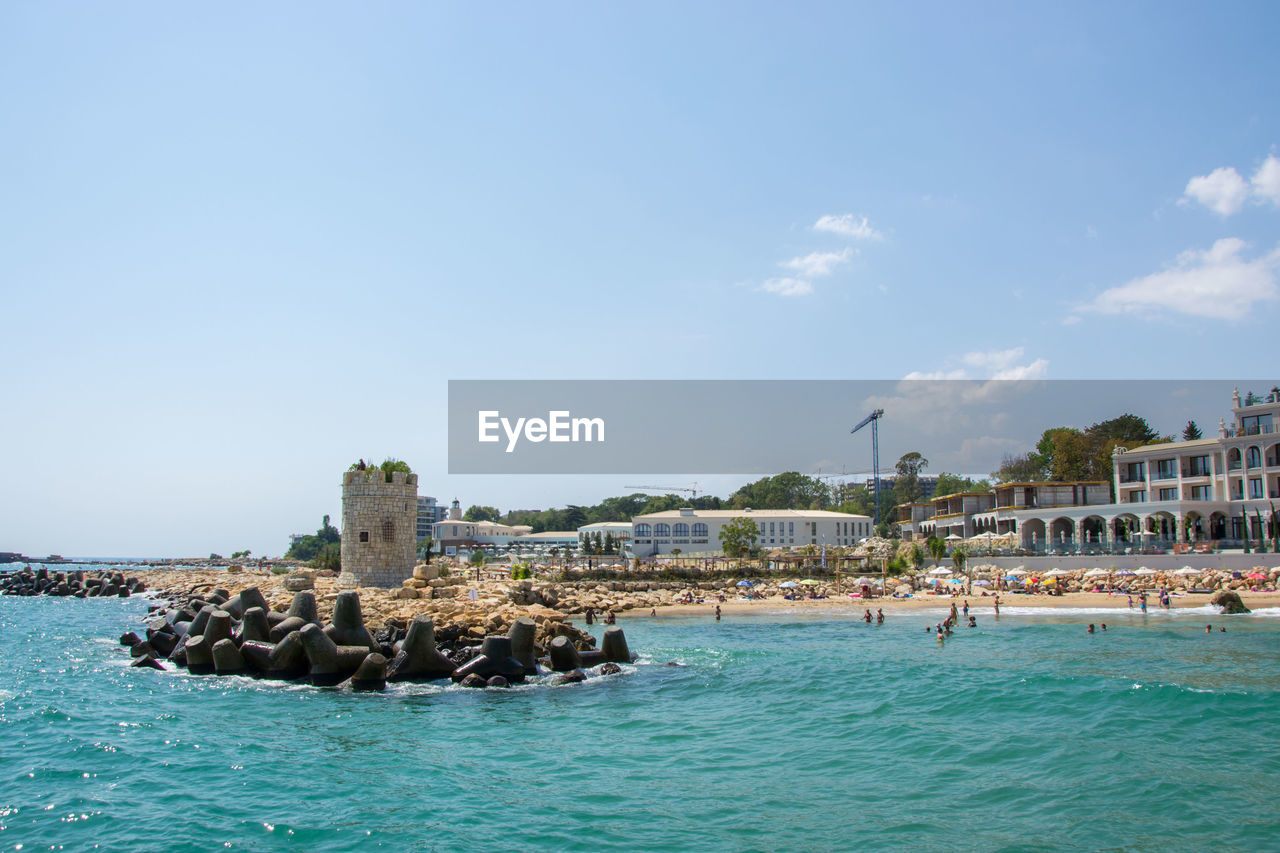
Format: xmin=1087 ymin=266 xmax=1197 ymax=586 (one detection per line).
xmin=962 ymin=600 xmax=969 ymax=618
xmin=1127 ymin=595 xmax=1133 ymax=609
xmin=605 ymin=610 xmax=616 ymax=625
xmin=715 ymin=605 xmax=721 ymax=622
xmin=585 ymin=608 xmax=595 ymax=625
xmin=967 ymin=616 xmax=976 ymax=627
xmin=950 ymin=602 xmax=958 ymax=623
xmin=650 ymin=608 xmax=656 ymax=617
xmin=863 ymin=609 xmax=872 ymax=623
xmin=876 ymin=608 xmax=884 ymax=624
xmin=1140 ymin=594 xmax=1147 ymax=614
xmin=994 ymin=595 xmax=1000 ymax=616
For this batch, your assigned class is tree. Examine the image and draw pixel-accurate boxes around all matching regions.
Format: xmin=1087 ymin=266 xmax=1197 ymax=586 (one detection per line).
xmin=285 ymin=515 xmax=340 ymax=561
xmin=909 ymin=543 xmax=925 ymax=573
xmin=992 ymin=453 xmax=1046 ymax=483
xmin=719 ymin=517 xmax=761 ymax=558
xmin=894 ymin=452 xmax=929 ymax=503
xmin=417 ymin=536 xmax=434 ymax=562
xmin=350 ymin=458 xmax=413 ymax=482
xmin=463 ymin=505 xmax=501 ymax=523
xmin=592 ymin=531 xmax=604 ymax=554
xmin=951 ymin=547 xmax=970 ymax=592
xmin=468 ymin=550 xmax=486 ymax=566
xmin=1182 ymin=420 xmax=1203 ymax=441
xmin=935 ymin=472 xmax=991 ymax=495
xmin=926 ymin=536 xmax=946 ymax=567
xmin=728 ymin=472 xmax=831 ymax=510
xmin=604 ymin=531 xmax=616 ymax=554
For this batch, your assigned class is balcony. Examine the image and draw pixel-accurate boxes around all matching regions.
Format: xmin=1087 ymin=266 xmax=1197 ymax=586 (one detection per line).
xmin=1229 ymin=461 xmax=1242 ymax=471
xmin=1151 ymin=472 xmax=1178 ymax=482
xmin=1181 ymin=467 xmax=1212 ymax=478
xmin=1238 ymin=423 xmax=1276 ymax=435
xmin=1118 ymin=473 xmax=1146 ymax=484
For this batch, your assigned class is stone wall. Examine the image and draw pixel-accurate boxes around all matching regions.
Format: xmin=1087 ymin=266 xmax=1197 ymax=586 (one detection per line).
xmin=338 ymin=470 xmax=418 ymax=588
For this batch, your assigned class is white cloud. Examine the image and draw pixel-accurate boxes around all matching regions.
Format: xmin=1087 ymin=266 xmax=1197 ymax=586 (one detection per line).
xmin=779 ymin=248 xmax=853 ymax=278
xmin=813 ymin=213 xmax=884 ymax=241
xmin=757 ymin=277 xmax=813 ymax=297
xmin=1085 ymin=238 xmax=1280 ymax=321
xmin=1253 ymin=154 xmax=1280 ymax=206
xmin=1184 ymin=167 xmax=1249 ymax=215
xmin=1061 ymin=315 xmax=1081 ymax=326
xmin=899 ymin=348 xmax=1049 ymax=384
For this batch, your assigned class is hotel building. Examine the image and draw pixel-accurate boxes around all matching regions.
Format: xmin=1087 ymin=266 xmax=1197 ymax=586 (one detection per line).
xmin=630 ymin=507 xmax=872 ymax=557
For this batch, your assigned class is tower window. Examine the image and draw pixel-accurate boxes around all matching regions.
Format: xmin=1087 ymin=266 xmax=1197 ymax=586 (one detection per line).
xmin=359 ymin=531 xmax=369 ymax=543
xmin=382 ymin=519 xmax=395 ymax=542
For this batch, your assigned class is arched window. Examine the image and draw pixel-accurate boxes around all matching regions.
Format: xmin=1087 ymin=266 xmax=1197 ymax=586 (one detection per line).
xmin=634 ymin=523 xmax=651 ymax=537
xmin=654 ymin=523 xmax=671 ymax=537
xmin=382 ymin=519 xmax=395 ymax=542
xmin=1247 ymin=446 xmax=1262 ymax=468
xmin=691 ymin=523 xmax=708 ymax=537
xmin=1228 ymin=447 xmax=1242 ymax=470
xmin=673 ymin=523 xmax=689 ymax=537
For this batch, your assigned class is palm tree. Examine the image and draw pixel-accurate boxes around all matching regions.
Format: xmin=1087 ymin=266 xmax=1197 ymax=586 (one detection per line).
xmin=926 ymin=536 xmax=946 ymax=567
xmin=951 ymin=547 xmax=969 ymax=593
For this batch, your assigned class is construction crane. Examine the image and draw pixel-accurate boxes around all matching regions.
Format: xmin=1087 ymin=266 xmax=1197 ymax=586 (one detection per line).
xmin=624 ymin=483 xmax=700 ymax=498
xmin=851 ymin=409 xmax=885 ymax=526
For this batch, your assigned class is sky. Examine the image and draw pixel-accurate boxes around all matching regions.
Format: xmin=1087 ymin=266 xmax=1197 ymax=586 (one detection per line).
xmin=2 ymin=2 xmax=1278 ymax=557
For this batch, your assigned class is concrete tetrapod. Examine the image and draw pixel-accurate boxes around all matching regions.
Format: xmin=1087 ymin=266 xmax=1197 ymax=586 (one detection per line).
xmin=507 ymin=617 xmax=539 ymax=675
xmin=238 ymin=607 xmax=272 ymax=643
xmin=183 ymin=635 xmax=214 ymax=674
xmin=547 ymin=635 xmax=582 ymax=672
xmin=323 ymin=591 xmax=378 ymax=652
xmin=346 ymin=653 xmax=388 ymax=691
xmin=285 ymin=591 xmax=320 ymax=624
xmin=299 ymin=623 xmax=371 ymax=686
xmin=212 ymin=638 xmax=247 ymax=674
xmin=450 ymin=636 xmax=526 ymax=683
xmin=386 ymin=616 xmax=456 ymax=682
xmin=601 ymin=626 xmax=633 ymax=663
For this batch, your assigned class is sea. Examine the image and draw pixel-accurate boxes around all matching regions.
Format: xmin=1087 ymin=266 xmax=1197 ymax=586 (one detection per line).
xmin=2 ymin=570 xmax=1279 ymax=852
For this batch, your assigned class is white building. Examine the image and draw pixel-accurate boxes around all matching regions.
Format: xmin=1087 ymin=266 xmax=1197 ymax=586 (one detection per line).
xmin=630 ymin=507 xmax=873 ymax=557
xmin=431 ymin=500 xmax=531 ymax=554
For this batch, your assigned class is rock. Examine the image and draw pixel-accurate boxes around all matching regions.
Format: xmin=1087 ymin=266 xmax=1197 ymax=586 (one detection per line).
xmin=459 ymin=673 xmax=488 ymax=688
xmin=599 ymin=662 xmax=622 ymax=676
xmin=203 ymin=610 xmax=234 ymax=646
xmin=119 ymin=632 xmax=142 ymax=647
xmin=413 ymin=563 xmax=439 ymax=581
xmin=1210 ymin=590 xmax=1251 ymax=614
xmin=267 ymin=631 xmax=308 ymax=678
xmin=239 ymin=640 xmax=276 ymax=672
xmin=227 ymin=564 xmax=244 ymax=574
xmin=386 ymin=616 xmax=456 ymax=682
xmin=485 ymin=675 xmax=509 ymax=688
xmin=283 ymin=571 xmax=315 ymax=592
xmin=552 ymin=668 xmax=586 ymax=685
xmin=129 ymin=641 xmax=156 ymax=659
xmin=131 ymin=656 xmax=166 ymax=671
xmin=393 ymin=587 xmax=420 ymax=600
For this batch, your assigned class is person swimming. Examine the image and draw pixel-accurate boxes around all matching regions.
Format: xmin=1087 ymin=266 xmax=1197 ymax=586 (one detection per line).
xmin=876 ymin=608 xmax=884 ymax=624
xmin=1087 ymin=624 xmax=1095 ymax=634
xmin=863 ymin=609 xmax=872 ymax=623
xmin=967 ymin=615 xmax=976 ymax=627
xmin=1101 ymin=623 xmax=1107 ymax=631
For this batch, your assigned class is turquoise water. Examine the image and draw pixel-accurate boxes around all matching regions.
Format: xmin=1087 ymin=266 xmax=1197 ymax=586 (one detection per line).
xmin=3 ymin=591 xmax=1280 ymax=852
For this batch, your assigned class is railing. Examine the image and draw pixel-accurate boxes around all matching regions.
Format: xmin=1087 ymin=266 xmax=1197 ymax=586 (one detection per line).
xmin=1229 ymin=461 xmax=1242 ymax=470
xmin=1151 ymin=470 xmax=1178 ymax=481
xmin=1181 ymin=467 xmax=1212 ymax=478
xmin=1238 ymin=423 xmax=1276 ymax=435
xmin=1118 ymin=473 xmax=1146 ymax=484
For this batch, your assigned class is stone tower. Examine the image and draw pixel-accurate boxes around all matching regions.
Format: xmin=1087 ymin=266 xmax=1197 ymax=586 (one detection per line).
xmin=338 ymin=468 xmax=418 ymax=588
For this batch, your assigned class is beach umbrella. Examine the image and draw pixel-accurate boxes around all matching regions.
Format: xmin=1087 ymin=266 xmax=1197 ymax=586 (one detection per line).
xmin=1135 ymin=568 xmax=1156 ymax=576
xmin=1114 ymin=569 xmax=1137 ymax=577
xmin=973 ymin=579 xmax=992 ymax=586
xmin=799 ymin=579 xmax=820 ymax=586
xmin=736 ymin=580 xmax=754 ymax=587
xmin=1084 ymin=568 xmax=1109 ymax=577
xmin=1008 ymin=567 xmax=1028 ymax=577
xmin=1046 ymin=568 xmax=1072 ymax=577
xmin=1174 ymin=567 xmax=1200 ymax=576
xmin=779 ymin=580 xmax=799 ymax=588
xmin=1246 ymin=572 xmax=1267 ymax=580
xmin=945 ymin=534 xmax=963 ymax=541
xmin=928 ymin=567 xmax=953 ymax=576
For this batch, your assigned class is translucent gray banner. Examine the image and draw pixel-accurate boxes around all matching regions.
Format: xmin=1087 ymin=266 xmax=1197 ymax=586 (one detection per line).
xmin=447 ymin=379 xmax=1262 ymax=475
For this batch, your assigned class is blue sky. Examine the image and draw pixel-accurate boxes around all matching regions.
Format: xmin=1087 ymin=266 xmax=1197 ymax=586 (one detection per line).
xmin=2 ymin=3 xmax=1278 ymax=556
